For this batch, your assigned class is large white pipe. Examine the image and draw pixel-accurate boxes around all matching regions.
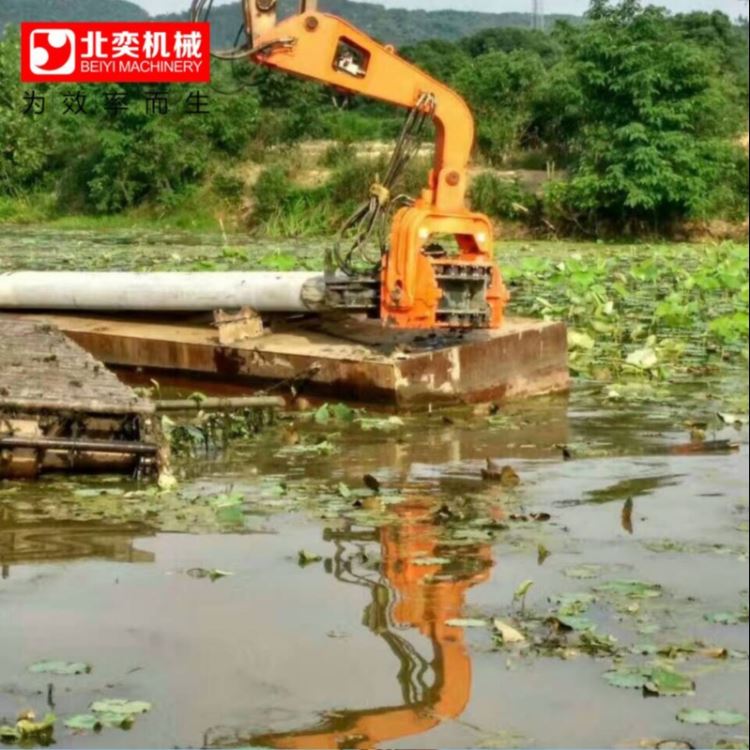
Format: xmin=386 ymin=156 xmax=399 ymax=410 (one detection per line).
xmin=0 ymin=272 xmax=327 ymax=312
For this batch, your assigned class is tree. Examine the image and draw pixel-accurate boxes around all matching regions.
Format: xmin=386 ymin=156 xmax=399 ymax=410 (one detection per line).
xmin=459 ymin=27 xmax=562 ymax=64
xmin=400 ymin=39 xmax=470 ymax=83
xmin=0 ymin=32 xmax=54 ymax=195
xmin=0 ymin=31 xmax=261 ymax=213
xmin=535 ymin=0 xmax=748 ymax=229
xmin=454 ymin=49 xmax=545 ymax=164
xmin=672 ymin=11 xmax=749 ymax=101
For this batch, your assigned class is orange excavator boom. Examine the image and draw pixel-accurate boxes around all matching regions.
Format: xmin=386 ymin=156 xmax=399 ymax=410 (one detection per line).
xmin=224 ymin=0 xmax=510 ymax=329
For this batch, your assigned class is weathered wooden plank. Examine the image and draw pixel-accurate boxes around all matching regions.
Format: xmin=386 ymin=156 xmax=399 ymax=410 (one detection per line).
xmin=0 ymin=316 xmax=158 ymax=478
xmin=0 ymin=316 xmax=153 ymax=415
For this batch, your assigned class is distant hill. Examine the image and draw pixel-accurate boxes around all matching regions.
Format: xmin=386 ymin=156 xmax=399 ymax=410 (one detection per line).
xmin=1 ymin=0 xmax=579 ymax=46
xmin=160 ymin=0 xmax=580 ymax=46
xmin=0 ymin=0 xmax=148 ymax=28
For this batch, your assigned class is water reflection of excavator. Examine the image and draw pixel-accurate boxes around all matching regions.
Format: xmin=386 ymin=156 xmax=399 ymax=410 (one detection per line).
xmin=191 ymin=0 xmax=509 ymax=330
xmin=237 ymin=497 xmax=493 ymax=749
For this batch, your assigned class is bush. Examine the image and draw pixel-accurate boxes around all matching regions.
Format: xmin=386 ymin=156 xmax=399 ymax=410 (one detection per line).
xmin=251 ymin=166 xmax=296 ymax=223
xmin=327 ymin=157 xmax=387 ymax=207
xmin=322 ymin=142 xmax=358 ymax=168
xmin=318 ymin=109 xmax=401 ymax=142
xmin=212 ymin=172 xmax=246 ymax=203
xmin=470 ymin=173 xmax=540 ymax=222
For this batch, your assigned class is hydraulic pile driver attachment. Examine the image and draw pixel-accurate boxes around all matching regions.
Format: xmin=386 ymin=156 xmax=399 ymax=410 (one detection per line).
xmin=193 ymin=0 xmax=510 ymax=329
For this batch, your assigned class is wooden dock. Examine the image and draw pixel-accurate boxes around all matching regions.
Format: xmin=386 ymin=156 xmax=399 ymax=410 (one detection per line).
xmin=0 ymin=316 xmax=158 ymax=478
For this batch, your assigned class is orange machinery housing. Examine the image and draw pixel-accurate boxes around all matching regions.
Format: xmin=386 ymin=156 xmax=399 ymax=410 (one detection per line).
xmin=232 ymin=0 xmax=510 ymax=329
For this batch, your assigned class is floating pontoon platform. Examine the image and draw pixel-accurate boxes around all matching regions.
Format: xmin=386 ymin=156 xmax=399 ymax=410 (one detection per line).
xmin=11 ymin=313 xmax=569 ymax=409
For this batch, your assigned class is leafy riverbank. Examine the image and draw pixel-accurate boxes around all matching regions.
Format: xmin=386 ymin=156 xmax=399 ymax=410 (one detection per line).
xmin=2 ymin=2 xmax=748 ymax=236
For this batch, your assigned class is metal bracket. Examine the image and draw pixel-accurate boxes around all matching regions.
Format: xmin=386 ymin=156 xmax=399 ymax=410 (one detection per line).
xmin=244 ymin=0 xmax=279 ymax=46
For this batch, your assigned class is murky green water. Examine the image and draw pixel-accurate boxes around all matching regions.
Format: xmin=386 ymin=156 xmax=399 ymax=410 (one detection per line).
xmin=1 ymin=230 xmax=748 ymax=749
xmin=2 ymin=387 xmax=748 ymax=749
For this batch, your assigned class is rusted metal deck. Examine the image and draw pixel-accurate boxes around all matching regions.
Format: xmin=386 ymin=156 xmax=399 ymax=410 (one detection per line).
xmin=0 ymin=316 xmax=158 ymax=478
xmin=16 ymin=313 xmax=569 ymax=408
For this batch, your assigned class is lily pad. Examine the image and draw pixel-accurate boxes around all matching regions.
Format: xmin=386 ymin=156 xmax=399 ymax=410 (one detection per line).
xmin=564 ymin=564 xmax=602 ymax=579
xmin=1 ymin=713 xmax=56 ymax=743
xmin=493 ymin=619 xmax=526 ymax=644
xmin=314 ymin=404 xmax=332 ymax=424
xmin=596 ymin=579 xmax=662 ymax=599
xmin=579 ymin=631 xmax=618 ymax=655
xmin=626 ymin=346 xmax=658 ymax=370
xmin=550 ymin=592 xmax=595 ymax=609
xmin=645 ymin=667 xmax=695 ymax=696
xmin=711 ymin=711 xmax=749 ymax=726
xmin=29 ymin=660 xmax=91 ymax=675
xmin=330 ymin=403 xmax=357 ymax=422
xmin=676 ymin=709 xmax=713 ymax=725
xmin=90 ymin=699 xmax=151 ymax=716
xmin=64 ymin=714 xmax=102 ymax=732
xmin=568 ymin=330 xmax=595 ymax=351
xmin=186 ymin=568 xmax=234 ymax=581
xmin=603 ymin=665 xmax=693 ymax=695
xmin=0 ymin=725 xmax=20 ymax=742
xmin=209 ymin=492 xmax=244 ymax=510
xmin=677 ymin=709 xmax=747 ymax=726
xmin=552 ymin=592 xmax=596 ymax=617
xmin=554 ymin=614 xmax=596 ymax=631
xmin=451 ymin=528 xmax=494 ymax=542
xmin=357 ymin=416 xmax=404 ymax=432
xmin=603 ymin=666 xmax=651 ymax=689
xmin=279 ymin=439 xmax=338 ymax=456
xmin=705 ymin=612 xmax=741 ymax=625
xmin=412 ymin=556 xmax=451 ymax=566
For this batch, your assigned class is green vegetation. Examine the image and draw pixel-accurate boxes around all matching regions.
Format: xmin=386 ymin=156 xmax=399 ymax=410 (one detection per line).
xmin=0 ymin=0 xmax=747 ymax=236
xmin=0 ymin=35 xmax=261 ymax=217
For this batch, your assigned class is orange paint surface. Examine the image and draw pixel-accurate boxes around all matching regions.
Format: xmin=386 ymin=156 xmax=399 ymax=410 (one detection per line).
xmin=248 ymin=6 xmax=509 ymax=329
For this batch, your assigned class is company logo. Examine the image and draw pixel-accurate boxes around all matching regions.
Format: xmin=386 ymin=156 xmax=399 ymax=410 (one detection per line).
xmin=21 ymin=22 xmax=211 ymax=83
xmin=29 ymin=29 xmax=76 ymax=76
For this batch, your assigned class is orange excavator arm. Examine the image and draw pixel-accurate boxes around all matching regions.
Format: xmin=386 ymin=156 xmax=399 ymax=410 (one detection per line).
xmin=214 ymin=0 xmax=510 ymax=330
xmin=246 ymin=4 xmax=474 ymax=213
